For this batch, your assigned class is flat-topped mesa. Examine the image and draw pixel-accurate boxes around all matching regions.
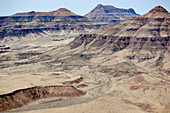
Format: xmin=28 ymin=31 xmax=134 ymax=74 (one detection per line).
xmin=85 ymin=4 xmax=139 ymax=23
xmin=70 ymin=5 xmax=170 ymax=52
xmin=92 ymin=5 xmax=170 ymax=36
xmin=69 ymin=6 xmax=170 ymax=72
xmin=13 ymin=8 xmax=77 ymax=16
xmin=0 ymin=8 xmax=106 ymax=40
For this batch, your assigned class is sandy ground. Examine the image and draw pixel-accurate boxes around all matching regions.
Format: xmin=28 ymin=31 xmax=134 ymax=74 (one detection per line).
xmin=0 ymin=36 xmax=170 ymax=113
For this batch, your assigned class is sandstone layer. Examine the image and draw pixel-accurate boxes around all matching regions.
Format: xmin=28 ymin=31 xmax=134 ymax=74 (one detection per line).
xmin=85 ymin=4 xmax=140 ymax=23
xmin=0 ymin=8 xmax=106 ymax=40
xmin=0 ymin=85 xmax=85 ymax=112
xmin=0 ymin=6 xmax=169 ymax=113
xmin=71 ymin=6 xmax=170 ymax=79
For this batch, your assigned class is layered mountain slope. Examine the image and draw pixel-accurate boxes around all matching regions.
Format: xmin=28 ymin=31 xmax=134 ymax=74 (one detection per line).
xmin=13 ymin=8 xmax=77 ymax=16
xmin=67 ymin=7 xmax=170 ymax=112
xmin=0 ymin=8 xmax=106 ymax=40
xmin=70 ymin=6 xmax=170 ymax=79
xmin=0 ymin=6 xmax=170 ymax=113
xmin=85 ymin=4 xmax=140 ymax=23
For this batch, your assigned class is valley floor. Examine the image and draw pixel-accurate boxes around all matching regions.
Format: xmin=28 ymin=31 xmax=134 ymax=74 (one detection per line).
xmin=0 ymin=36 xmax=170 ymax=113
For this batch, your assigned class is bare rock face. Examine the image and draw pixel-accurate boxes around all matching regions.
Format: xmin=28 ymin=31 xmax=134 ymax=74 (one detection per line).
xmin=70 ymin=6 xmax=170 ymax=77
xmin=85 ymin=4 xmax=140 ymax=23
xmin=0 ymin=6 xmax=170 ymax=113
xmin=13 ymin=8 xmax=77 ymax=16
xmin=0 ymin=8 xmax=106 ymax=40
xmin=0 ymin=85 xmax=86 ymax=111
xmin=68 ymin=8 xmax=170 ymax=113
xmin=148 ymin=6 xmax=169 ymax=13
xmin=71 ymin=6 xmax=170 ymax=51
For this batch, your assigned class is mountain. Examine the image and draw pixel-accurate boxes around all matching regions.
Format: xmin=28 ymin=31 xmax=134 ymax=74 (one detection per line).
xmin=0 ymin=6 xmax=170 ymax=113
xmin=13 ymin=8 xmax=77 ymax=16
xmin=70 ymin=5 xmax=170 ymax=77
xmin=85 ymin=4 xmax=140 ymax=23
xmin=0 ymin=8 xmax=106 ymax=40
xmin=67 ymin=6 xmax=170 ymax=113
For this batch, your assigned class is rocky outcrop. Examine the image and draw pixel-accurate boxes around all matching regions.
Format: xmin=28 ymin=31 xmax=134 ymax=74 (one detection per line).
xmin=85 ymin=4 xmax=140 ymax=23
xmin=70 ymin=6 xmax=170 ymax=69
xmin=0 ymin=8 xmax=106 ymax=40
xmin=0 ymin=85 xmax=86 ymax=112
xmin=70 ymin=35 xmax=169 ymax=52
xmin=71 ymin=6 xmax=170 ymax=48
xmin=0 ymin=45 xmax=11 ymax=53
xmin=13 ymin=8 xmax=77 ymax=16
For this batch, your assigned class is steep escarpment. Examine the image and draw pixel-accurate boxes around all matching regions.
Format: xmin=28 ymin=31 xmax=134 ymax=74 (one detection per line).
xmin=0 ymin=6 xmax=170 ymax=113
xmin=0 ymin=8 xmax=106 ymax=40
xmin=71 ymin=6 xmax=170 ymax=50
xmin=70 ymin=35 xmax=169 ymax=53
xmin=0 ymin=85 xmax=86 ymax=112
xmin=70 ymin=6 xmax=170 ymax=77
xmin=13 ymin=8 xmax=77 ymax=16
xmin=85 ymin=4 xmax=140 ymax=23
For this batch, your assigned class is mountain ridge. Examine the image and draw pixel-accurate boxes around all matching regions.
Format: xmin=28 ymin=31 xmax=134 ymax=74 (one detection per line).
xmin=85 ymin=4 xmax=140 ymax=23
xmin=0 ymin=8 xmax=106 ymax=40
xmin=70 ymin=6 xmax=170 ymax=76
xmin=0 ymin=5 xmax=170 ymax=113
xmin=90 ymin=5 xmax=170 ymax=37
xmin=13 ymin=8 xmax=77 ymax=16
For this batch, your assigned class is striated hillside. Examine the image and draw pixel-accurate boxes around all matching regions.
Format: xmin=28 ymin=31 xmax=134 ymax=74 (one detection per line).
xmin=66 ymin=6 xmax=170 ymax=113
xmin=13 ymin=8 xmax=77 ymax=16
xmin=70 ymin=5 xmax=170 ymax=80
xmin=0 ymin=85 xmax=85 ymax=112
xmin=0 ymin=8 xmax=106 ymax=40
xmin=0 ymin=6 xmax=170 ymax=113
xmin=85 ymin=4 xmax=140 ymax=23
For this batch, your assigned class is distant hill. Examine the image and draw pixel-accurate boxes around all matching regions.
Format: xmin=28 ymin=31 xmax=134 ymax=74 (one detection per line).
xmin=0 ymin=8 xmax=106 ymax=40
xmin=85 ymin=4 xmax=140 ymax=23
xmin=71 ymin=6 xmax=170 ymax=73
xmin=13 ymin=8 xmax=77 ymax=16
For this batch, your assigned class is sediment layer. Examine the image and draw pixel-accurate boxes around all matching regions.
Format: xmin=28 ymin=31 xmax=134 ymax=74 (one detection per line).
xmin=0 ymin=85 xmax=86 ymax=111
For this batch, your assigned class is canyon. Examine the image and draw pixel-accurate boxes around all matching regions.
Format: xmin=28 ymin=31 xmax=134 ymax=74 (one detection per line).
xmin=0 ymin=5 xmax=170 ymax=113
